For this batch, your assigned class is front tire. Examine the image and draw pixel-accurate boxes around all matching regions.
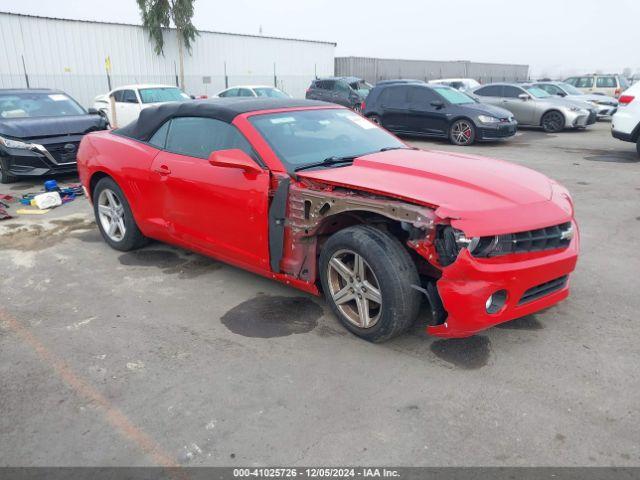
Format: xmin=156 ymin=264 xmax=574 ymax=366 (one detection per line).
xmin=319 ymin=225 xmax=421 ymax=343
xmin=367 ymin=114 xmax=382 ymax=126
xmin=541 ymin=110 xmax=565 ymax=133
xmin=93 ymin=177 xmax=147 ymax=251
xmin=0 ymin=161 xmax=17 ymax=184
xmin=449 ymin=119 xmax=476 ymax=146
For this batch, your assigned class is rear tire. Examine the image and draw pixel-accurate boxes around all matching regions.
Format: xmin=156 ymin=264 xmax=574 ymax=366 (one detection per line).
xmin=0 ymin=161 xmax=17 ymax=184
xmin=449 ymin=119 xmax=476 ymax=146
xmin=319 ymin=225 xmax=421 ymax=343
xmin=541 ymin=110 xmax=565 ymax=133
xmin=93 ymin=177 xmax=147 ymax=251
xmin=368 ymin=114 xmax=382 ymax=126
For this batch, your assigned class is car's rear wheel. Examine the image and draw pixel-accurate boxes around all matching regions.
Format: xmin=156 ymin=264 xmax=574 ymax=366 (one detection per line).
xmin=449 ymin=119 xmax=476 ymax=146
xmin=541 ymin=111 xmax=565 ymax=133
xmin=0 ymin=161 xmax=17 ymax=184
xmin=368 ymin=114 xmax=382 ymax=126
xmin=319 ymin=225 xmax=421 ymax=343
xmin=93 ymin=177 xmax=147 ymax=251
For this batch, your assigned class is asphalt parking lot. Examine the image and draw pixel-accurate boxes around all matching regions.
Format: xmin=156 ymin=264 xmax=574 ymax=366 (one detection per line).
xmin=1 ymin=121 xmax=639 ymax=467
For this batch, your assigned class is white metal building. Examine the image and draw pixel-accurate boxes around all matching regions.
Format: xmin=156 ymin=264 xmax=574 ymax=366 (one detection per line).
xmin=0 ymin=11 xmax=336 ymax=106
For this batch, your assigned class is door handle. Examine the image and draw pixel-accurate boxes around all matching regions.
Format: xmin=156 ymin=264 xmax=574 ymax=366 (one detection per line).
xmin=153 ymin=165 xmax=171 ymax=175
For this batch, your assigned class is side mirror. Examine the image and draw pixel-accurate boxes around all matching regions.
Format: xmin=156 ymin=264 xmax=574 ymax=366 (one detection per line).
xmin=557 ymin=91 xmax=567 ymax=97
xmin=208 ymin=149 xmax=262 ymax=174
xmin=87 ymin=107 xmax=99 ymax=115
xmin=518 ymin=93 xmax=530 ymax=100
xmin=430 ymin=100 xmax=445 ymax=109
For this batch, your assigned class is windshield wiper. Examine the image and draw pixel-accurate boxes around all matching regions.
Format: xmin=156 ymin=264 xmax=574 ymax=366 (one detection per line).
xmin=294 ymin=147 xmax=418 ymax=172
xmin=294 ymin=155 xmax=359 ymax=172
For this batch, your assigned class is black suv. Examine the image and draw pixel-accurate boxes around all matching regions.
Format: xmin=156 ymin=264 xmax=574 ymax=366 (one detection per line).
xmin=305 ymin=77 xmax=372 ymax=112
xmin=0 ymin=88 xmax=108 ymax=183
xmin=362 ymin=82 xmax=517 ymax=146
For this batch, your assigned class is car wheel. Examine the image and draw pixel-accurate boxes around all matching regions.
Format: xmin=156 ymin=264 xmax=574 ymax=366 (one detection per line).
xmin=449 ymin=119 xmax=476 ymax=146
xmin=319 ymin=225 xmax=421 ymax=343
xmin=0 ymin=161 xmax=17 ymax=184
xmin=541 ymin=111 xmax=565 ymax=133
xmin=368 ymin=114 xmax=382 ymax=126
xmin=353 ymin=103 xmax=363 ymax=114
xmin=93 ymin=177 xmax=147 ymax=251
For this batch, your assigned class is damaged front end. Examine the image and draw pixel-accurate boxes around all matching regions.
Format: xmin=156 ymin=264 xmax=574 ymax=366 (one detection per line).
xmin=270 ymin=176 xmax=579 ymax=339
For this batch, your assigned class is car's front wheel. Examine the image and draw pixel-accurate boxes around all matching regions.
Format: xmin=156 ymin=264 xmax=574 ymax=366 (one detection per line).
xmin=0 ymin=161 xmax=17 ymax=184
xmin=367 ymin=114 xmax=382 ymax=126
xmin=449 ymin=119 xmax=476 ymax=146
xmin=541 ymin=110 xmax=565 ymax=133
xmin=93 ymin=177 xmax=147 ymax=251
xmin=319 ymin=225 xmax=421 ymax=342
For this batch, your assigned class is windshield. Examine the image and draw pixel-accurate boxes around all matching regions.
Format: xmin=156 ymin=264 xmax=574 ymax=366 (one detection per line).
xmin=0 ymin=92 xmax=85 ymax=118
xmin=254 ymin=87 xmax=289 ymax=98
xmin=249 ymin=109 xmax=405 ymax=171
xmin=525 ymin=87 xmax=552 ymax=98
xmin=139 ymin=88 xmax=190 ymax=104
xmin=433 ymin=87 xmax=476 ymax=104
xmin=349 ymin=81 xmax=373 ymax=97
xmin=558 ymin=83 xmax=582 ymax=95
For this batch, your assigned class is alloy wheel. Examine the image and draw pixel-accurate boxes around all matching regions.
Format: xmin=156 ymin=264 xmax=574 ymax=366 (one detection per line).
xmin=451 ymin=120 xmax=473 ymax=145
xmin=97 ymin=188 xmax=126 ymax=242
xmin=326 ymin=249 xmax=382 ymax=329
xmin=543 ymin=111 xmax=564 ymax=132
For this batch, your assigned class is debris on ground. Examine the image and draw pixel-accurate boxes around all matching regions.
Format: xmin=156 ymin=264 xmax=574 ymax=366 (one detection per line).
xmin=2 ymin=180 xmax=85 ymax=218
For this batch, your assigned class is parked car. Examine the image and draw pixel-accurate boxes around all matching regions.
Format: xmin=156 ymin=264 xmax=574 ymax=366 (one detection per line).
xmin=533 ymin=81 xmax=618 ymax=119
xmin=429 ymin=78 xmax=481 ymax=92
xmin=472 ymin=83 xmax=596 ymax=133
xmin=215 ymin=85 xmax=290 ymax=99
xmin=363 ymin=82 xmax=516 ymax=146
xmin=563 ymin=74 xmax=630 ymax=98
xmin=77 ymin=98 xmax=578 ymax=342
xmin=611 ymin=82 xmax=640 ymax=156
xmin=0 ymin=88 xmax=108 ymax=183
xmin=93 ymin=84 xmax=190 ymax=128
xmin=305 ymin=77 xmax=372 ymax=112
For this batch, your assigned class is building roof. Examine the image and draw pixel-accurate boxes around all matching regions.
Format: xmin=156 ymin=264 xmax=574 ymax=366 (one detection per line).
xmin=116 ymin=98 xmax=331 ymax=141
xmin=0 ymin=10 xmax=337 ymax=46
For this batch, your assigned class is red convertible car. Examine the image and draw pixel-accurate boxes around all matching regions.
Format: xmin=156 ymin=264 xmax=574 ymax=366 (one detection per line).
xmin=77 ymin=98 xmax=579 ymax=342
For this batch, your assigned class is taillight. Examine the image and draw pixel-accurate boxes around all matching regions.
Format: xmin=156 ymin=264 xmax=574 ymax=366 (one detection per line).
xmin=361 ymin=101 xmax=366 ymax=111
xmin=619 ymin=95 xmax=635 ymax=106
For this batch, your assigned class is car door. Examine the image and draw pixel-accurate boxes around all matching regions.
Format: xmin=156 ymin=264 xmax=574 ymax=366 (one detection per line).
xmin=115 ymin=89 xmax=141 ymax=127
xmin=378 ymin=86 xmax=409 ymax=131
xmin=501 ymin=86 xmax=535 ymax=125
xmin=575 ymin=76 xmax=594 ymax=94
xmin=149 ymin=116 xmax=271 ymax=269
xmin=405 ymin=86 xmax=449 ymax=136
xmin=595 ymin=75 xmax=616 ymax=96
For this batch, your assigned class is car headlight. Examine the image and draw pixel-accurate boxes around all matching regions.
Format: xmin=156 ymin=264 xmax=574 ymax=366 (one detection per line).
xmin=478 ymin=115 xmax=499 ymax=124
xmin=435 ymin=226 xmax=479 ymax=266
xmin=0 ymin=135 xmax=33 ymax=150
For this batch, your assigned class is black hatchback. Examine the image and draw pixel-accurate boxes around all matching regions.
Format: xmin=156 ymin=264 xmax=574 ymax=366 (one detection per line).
xmin=362 ymin=82 xmax=517 ymax=146
xmin=0 ymin=88 xmax=108 ymax=183
xmin=305 ymin=77 xmax=372 ymax=112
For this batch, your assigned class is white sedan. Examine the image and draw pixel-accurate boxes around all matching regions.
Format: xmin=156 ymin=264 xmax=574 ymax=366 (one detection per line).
xmin=93 ymin=84 xmax=190 ymax=127
xmin=214 ymin=85 xmax=290 ymax=99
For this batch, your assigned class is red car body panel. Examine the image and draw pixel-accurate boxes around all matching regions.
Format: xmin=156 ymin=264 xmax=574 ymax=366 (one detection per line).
xmin=77 ymin=104 xmax=579 ymax=339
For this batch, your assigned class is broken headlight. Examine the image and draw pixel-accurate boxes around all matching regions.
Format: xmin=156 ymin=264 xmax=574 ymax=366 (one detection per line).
xmin=435 ymin=226 xmax=477 ymax=266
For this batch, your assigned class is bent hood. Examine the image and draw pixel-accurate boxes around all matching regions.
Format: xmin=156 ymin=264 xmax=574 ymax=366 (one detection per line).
xmin=0 ymin=115 xmax=106 ymax=140
xmin=297 ymin=149 xmax=573 ymax=236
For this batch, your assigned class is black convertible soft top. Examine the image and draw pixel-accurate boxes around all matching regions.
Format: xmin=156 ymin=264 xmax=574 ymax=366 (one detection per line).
xmin=115 ymin=98 xmax=330 ymax=142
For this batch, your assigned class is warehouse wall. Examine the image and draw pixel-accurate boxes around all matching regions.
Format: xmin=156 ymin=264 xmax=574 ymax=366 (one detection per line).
xmin=0 ymin=12 xmax=336 ymax=106
xmin=335 ymin=57 xmax=529 ymax=84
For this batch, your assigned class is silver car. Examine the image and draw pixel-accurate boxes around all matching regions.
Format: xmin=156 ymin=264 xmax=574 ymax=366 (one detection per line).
xmin=472 ymin=83 xmax=596 ymax=133
xmin=533 ymin=81 xmax=618 ymax=119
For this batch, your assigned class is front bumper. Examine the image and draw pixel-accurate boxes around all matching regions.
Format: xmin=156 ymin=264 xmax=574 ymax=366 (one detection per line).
xmin=427 ymin=221 xmax=579 ymax=338
xmin=477 ymin=120 xmax=518 ymax=141
xmin=565 ymin=109 xmax=591 ymax=128
xmin=0 ymin=135 xmax=82 ymax=178
xmin=594 ymin=104 xmax=617 ymax=118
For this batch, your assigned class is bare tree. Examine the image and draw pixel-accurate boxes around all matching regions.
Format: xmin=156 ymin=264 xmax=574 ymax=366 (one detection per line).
xmin=137 ymin=0 xmax=198 ymax=90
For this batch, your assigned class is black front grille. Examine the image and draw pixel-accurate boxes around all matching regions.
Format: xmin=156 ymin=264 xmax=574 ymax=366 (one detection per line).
xmin=519 ymin=276 xmax=568 ymax=305
xmin=46 ymin=142 xmax=79 ymax=163
xmin=472 ymin=222 xmax=573 ymax=258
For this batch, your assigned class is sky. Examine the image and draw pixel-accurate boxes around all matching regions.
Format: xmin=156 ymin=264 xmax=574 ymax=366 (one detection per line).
xmin=0 ymin=0 xmax=638 ymax=78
